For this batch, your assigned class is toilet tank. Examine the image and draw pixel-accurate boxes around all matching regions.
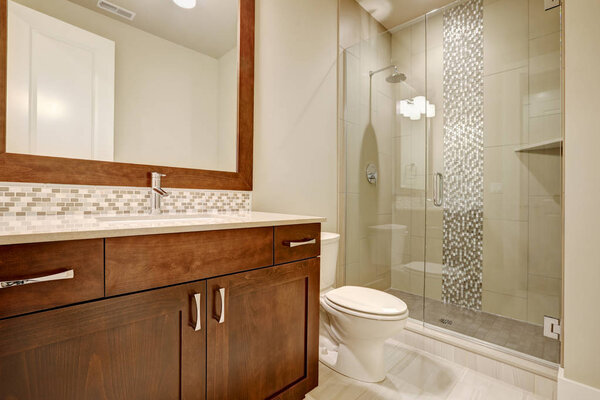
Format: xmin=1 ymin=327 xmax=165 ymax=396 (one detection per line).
xmin=320 ymin=232 xmax=340 ymax=291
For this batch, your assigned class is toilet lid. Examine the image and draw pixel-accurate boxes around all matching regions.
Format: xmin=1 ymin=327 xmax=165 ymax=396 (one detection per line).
xmin=324 ymin=286 xmax=408 ymax=316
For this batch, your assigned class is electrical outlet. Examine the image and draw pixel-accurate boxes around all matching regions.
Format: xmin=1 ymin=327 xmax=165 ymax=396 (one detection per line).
xmin=544 ymin=0 xmax=560 ymax=11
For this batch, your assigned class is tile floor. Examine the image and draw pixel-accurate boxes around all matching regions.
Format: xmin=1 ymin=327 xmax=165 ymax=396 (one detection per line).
xmin=306 ymin=339 xmax=549 ymax=400
xmin=387 ymin=289 xmax=560 ymax=364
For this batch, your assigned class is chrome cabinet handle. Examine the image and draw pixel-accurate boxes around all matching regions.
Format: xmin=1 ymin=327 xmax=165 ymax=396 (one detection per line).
xmin=216 ymin=288 xmax=225 ymax=324
xmin=433 ymin=172 xmax=444 ymax=207
xmin=282 ymin=238 xmax=316 ymax=248
xmin=192 ymin=293 xmax=201 ymax=332
xmin=0 ymin=269 xmax=74 ymax=289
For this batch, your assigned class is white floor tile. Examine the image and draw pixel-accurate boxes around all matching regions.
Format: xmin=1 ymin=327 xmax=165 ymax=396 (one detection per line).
xmin=447 ymin=370 xmax=545 ymax=400
xmin=307 ymin=340 xmax=549 ymax=400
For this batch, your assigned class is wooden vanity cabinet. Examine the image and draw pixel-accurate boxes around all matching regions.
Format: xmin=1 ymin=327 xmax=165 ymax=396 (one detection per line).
xmin=206 ymin=258 xmax=319 ymax=400
xmin=0 ymin=223 xmax=320 ymax=400
xmin=0 ymin=280 xmax=207 ymax=400
xmin=0 ymin=239 xmax=104 ymax=319
xmin=105 ymin=227 xmax=274 ymax=296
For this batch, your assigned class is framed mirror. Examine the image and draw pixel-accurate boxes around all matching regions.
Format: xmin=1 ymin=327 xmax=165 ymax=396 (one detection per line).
xmin=0 ymin=0 xmax=254 ymax=190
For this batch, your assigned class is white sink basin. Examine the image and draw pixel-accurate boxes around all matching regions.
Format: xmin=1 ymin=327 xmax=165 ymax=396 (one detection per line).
xmin=95 ymin=214 xmax=227 ymax=224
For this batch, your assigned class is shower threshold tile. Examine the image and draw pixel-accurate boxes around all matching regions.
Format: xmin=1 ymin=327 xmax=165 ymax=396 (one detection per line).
xmin=385 ymin=289 xmax=560 ymax=364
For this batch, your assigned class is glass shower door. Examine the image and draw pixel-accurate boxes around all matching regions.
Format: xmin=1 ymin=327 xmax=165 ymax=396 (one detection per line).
xmin=423 ymin=0 xmax=562 ymax=364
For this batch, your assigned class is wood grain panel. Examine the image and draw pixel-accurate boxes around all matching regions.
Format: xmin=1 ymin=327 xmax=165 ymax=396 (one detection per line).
xmin=0 ymin=281 xmax=206 ymax=400
xmin=105 ymin=227 xmax=273 ymax=296
xmin=274 ymin=224 xmax=321 ymax=265
xmin=207 ymin=258 xmax=319 ymax=400
xmin=0 ymin=0 xmax=255 ymax=191
xmin=0 ymin=239 xmax=104 ymax=319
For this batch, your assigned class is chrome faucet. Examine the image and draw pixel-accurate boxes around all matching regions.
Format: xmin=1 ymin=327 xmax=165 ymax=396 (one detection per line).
xmin=150 ymin=172 xmax=169 ymax=214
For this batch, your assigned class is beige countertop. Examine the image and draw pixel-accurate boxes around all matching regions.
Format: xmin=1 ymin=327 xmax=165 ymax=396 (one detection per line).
xmin=0 ymin=211 xmax=326 ymax=245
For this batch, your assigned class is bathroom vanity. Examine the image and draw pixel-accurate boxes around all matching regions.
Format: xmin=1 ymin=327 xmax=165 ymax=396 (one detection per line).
xmin=0 ymin=213 xmax=323 ymax=399
xmin=0 ymin=0 xmax=328 ymax=397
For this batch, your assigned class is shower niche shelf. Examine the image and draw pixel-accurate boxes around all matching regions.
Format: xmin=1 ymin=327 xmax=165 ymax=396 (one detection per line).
xmin=514 ymin=138 xmax=563 ymax=152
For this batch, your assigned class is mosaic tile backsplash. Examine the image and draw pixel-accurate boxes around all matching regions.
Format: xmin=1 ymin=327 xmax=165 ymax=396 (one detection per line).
xmin=441 ymin=0 xmax=484 ymax=310
xmin=0 ymin=182 xmax=251 ymax=217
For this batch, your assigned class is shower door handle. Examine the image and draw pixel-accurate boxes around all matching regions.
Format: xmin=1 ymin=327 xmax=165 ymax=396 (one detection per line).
xmin=433 ymin=173 xmax=444 ymax=207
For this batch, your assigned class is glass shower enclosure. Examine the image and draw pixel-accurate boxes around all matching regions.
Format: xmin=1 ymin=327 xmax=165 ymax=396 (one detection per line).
xmin=341 ymin=0 xmax=562 ymax=364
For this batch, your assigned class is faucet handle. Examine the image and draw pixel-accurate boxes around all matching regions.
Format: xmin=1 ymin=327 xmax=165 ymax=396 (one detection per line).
xmin=151 ymin=172 xmax=166 ymax=178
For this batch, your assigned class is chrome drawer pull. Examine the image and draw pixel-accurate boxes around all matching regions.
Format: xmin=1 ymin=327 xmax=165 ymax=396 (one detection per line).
xmin=0 ymin=269 xmax=74 ymax=289
xmin=216 ymin=288 xmax=225 ymax=324
xmin=192 ymin=293 xmax=202 ymax=332
xmin=282 ymin=238 xmax=316 ymax=248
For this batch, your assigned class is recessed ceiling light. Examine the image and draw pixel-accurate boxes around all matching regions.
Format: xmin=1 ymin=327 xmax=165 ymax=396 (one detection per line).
xmin=173 ymin=0 xmax=196 ymax=9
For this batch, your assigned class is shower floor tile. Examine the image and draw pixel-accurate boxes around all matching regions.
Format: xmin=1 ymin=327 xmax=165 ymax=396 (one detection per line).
xmin=305 ymin=339 xmax=548 ymax=400
xmin=386 ymin=289 xmax=560 ymax=364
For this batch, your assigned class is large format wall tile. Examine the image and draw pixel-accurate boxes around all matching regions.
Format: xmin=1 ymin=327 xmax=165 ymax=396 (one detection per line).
xmin=528 ymin=0 xmax=561 ymax=40
xmin=482 ymin=218 xmax=529 ymax=298
xmin=482 ymin=289 xmax=528 ymax=321
xmin=426 ymin=45 xmax=445 ymax=175
xmin=529 ymin=113 xmax=561 ymax=143
xmin=345 ymin=193 xmax=360 ymax=265
xmin=483 ymin=0 xmax=528 ymax=75
xmin=344 ymin=51 xmax=360 ymax=125
xmin=345 ymin=121 xmax=361 ymax=194
xmin=528 ymin=149 xmax=562 ymax=197
xmin=528 ymin=291 xmax=561 ymax=325
xmin=529 ymin=32 xmax=561 ymax=118
xmin=483 ymin=145 xmax=529 ymax=221
xmin=427 ymin=12 xmax=444 ymax=49
xmin=528 ymin=196 xmax=562 ymax=279
xmin=483 ymin=67 xmax=529 ymax=147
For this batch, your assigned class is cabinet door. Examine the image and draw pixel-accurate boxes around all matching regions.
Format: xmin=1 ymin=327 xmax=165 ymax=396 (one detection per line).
xmin=0 ymin=281 xmax=206 ymax=400
xmin=207 ymin=258 xmax=319 ymax=400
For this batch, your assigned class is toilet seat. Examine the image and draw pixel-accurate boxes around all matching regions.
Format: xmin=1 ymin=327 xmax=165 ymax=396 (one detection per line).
xmin=323 ymin=286 xmax=408 ymax=321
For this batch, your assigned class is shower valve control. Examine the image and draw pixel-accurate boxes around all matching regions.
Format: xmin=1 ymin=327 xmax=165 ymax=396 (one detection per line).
xmin=366 ymin=163 xmax=378 ymax=185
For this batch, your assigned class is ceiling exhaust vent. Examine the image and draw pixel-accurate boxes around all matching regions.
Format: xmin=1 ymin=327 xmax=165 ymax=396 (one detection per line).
xmin=97 ymin=0 xmax=136 ymax=21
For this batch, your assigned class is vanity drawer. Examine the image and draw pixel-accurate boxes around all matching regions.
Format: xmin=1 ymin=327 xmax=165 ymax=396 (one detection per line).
xmin=105 ymin=227 xmax=274 ymax=296
xmin=274 ymin=224 xmax=321 ymax=264
xmin=0 ymin=239 xmax=104 ymax=319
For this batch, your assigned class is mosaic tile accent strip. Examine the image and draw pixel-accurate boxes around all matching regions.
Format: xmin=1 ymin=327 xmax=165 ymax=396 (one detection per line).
xmin=441 ymin=0 xmax=484 ymax=309
xmin=0 ymin=182 xmax=251 ymax=217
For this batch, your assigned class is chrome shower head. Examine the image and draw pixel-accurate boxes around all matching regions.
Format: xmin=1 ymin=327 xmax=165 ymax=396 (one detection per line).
xmin=369 ymin=65 xmax=407 ymax=84
xmin=386 ymin=68 xmax=407 ymax=83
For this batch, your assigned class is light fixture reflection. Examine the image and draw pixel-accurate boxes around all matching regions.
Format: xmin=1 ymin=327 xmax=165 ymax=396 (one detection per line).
xmin=173 ymin=0 xmax=197 ymax=9
xmin=396 ymin=96 xmax=435 ymax=120
xmin=37 ymin=93 xmax=67 ymax=120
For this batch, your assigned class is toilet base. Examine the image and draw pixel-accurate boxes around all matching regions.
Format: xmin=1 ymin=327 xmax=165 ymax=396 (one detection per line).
xmin=318 ymin=287 xmax=408 ymax=383
xmin=318 ymin=339 xmax=387 ymax=383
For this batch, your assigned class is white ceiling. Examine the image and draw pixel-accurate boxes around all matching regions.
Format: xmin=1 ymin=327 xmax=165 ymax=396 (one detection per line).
xmin=356 ymin=0 xmax=456 ymax=29
xmin=67 ymin=0 xmax=238 ymax=58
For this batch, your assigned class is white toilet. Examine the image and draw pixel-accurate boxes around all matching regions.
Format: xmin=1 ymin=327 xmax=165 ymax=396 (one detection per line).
xmin=319 ymin=232 xmax=409 ymax=383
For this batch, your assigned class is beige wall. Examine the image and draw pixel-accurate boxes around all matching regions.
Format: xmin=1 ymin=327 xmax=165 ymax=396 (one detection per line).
xmin=252 ymin=0 xmax=338 ymax=233
xmin=563 ymin=0 xmax=600 ymax=390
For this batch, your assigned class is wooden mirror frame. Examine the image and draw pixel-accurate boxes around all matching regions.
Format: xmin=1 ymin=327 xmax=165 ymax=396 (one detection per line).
xmin=0 ymin=0 xmax=254 ymax=190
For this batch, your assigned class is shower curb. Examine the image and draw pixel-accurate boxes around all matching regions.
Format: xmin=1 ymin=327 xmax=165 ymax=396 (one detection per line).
xmin=398 ymin=319 xmax=559 ymax=398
